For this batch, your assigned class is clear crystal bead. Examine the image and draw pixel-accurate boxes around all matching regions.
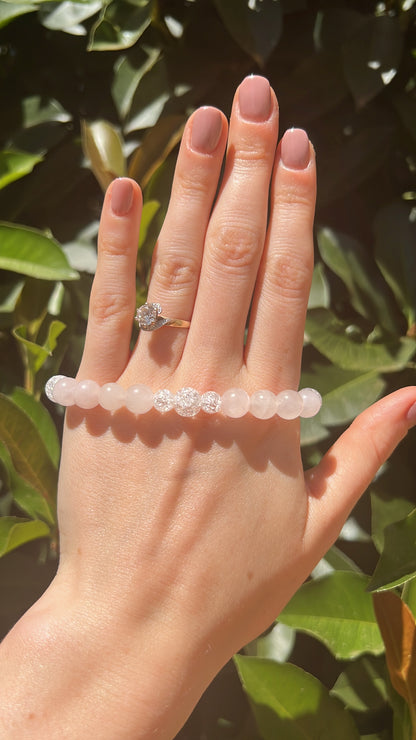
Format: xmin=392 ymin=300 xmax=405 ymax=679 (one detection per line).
xmin=153 ymin=389 xmax=174 ymax=413
xmin=174 ymin=387 xmax=201 ymax=417
xmin=201 ymin=391 xmax=221 ymax=414
xmin=45 ymin=375 xmax=65 ymax=402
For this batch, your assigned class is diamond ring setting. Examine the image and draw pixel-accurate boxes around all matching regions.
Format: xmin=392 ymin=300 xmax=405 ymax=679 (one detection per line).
xmin=135 ymin=302 xmax=190 ymax=332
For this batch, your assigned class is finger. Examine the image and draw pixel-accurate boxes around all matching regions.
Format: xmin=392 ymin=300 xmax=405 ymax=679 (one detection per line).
xmin=77 ymin=177 xmax=142 ymax=382
xmin=184 ymin=76 xmax=279 ymax=379
xmin=133 ymin=106 xmax=227 ymax=370
xmin=303 ymin=387 xmax=416 ymax=559
xmin=245 ymin=128 xmax=316 ymax=390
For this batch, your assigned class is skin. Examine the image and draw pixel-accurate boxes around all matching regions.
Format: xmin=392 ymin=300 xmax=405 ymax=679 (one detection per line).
xmin=0 ymin=76 xmax=415 ymax=739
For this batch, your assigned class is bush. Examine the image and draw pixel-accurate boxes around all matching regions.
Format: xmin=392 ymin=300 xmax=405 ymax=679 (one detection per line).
xmin=0 ymin=1 xmax=415 ymax=737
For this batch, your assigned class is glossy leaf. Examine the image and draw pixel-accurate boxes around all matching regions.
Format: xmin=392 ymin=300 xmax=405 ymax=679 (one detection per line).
xmin=403 ymin=579 xmax=416 ymax=620
xmin=308 ymin=262 xmax=330 ymax=309
xmin=125 ymin=57 xmax=170 ymax=133
xmin=137 ymin=200 xmax=160 ymax=251
xmin=214 ymin=0 xmax=283 ymax=67
xmin=39 ymin=0 xmax=102 ymax=35
xmin=0 ymin=150 xmax=43 ymax=190
xmin=0 ymin=516 xmax=50 ymax=557
xmin=305 ymin=308 xmax=416 ymax=372
xmin=9 ymin=388 xmax=60 ymax=468
xmin=0 ymin=1 xmax=37 ymax=29
xmin=371 ymin=493 xmax=414 ymax=554
xmin=374 ymin=202 xmax=416 ymax=331
xmin=331 ymin=656 xmax=388 ymax=714
xmin=312 ymin=545 xmax=361 ymax=579
xmin=13 ymin=320 xmax=66 ymax=375
xmin=112 ymin=45 xmax=161 ymax=121
xmin=0 ymin=223 xmax=79 ymax=281
xmin=0 ymin=275 xmax=25 ymax=313
xmin=0 ymin=442 xmax=55 ymax=525
xmin=373 ymin=592 xmax=416 ymax=735
xmin=279 ymin=572 xmax=384 ymax=660
xmin=21 ymin=95 xmax=72 ymax=128
xmin=89 ymin=0 xmax=152 ymax=51
xmin=317 ymin=227 xmax=400 ymax=334
xmin=128 ymin=115 xmax=185 ymax=189
xmin=368 ymin=509 xmax=416 ymax=592
xmin=81 ymin=120 xmax=126 ymax=192
xmin=247 ymin=622 xmax=295 ymax=664
xmin=0 ymin=394 xmax=57 ymax=509
xmin=234 ymin=656 xmax=360 ymax=739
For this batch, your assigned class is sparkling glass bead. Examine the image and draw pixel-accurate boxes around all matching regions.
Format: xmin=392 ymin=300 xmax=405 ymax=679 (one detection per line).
xmin=299 ymin=388 xmax=322 ymax=418
xmin=174 ymin=387 xmax=201 ymax=417
xmin=250 ymin=390 xmax=277 ymax=419
xmin=125 ymin=385 xmax=153 ymax=414
xmin=275 ymin=389 xmax=303 ymax=420
xmin=221 ymin=388 xmax=250 ymax=418
xmin=53 ymin=377 xmax=77 ymax=406
xmin=45 ymin=375 xmax=65 ymax=402
xmin=99 ymin=383 xmax=126 ymax=412
xmin=74 ymin=380 xmax=100 ymax=410
xmin=201 ymin=391 xmax=221 ymax=414
xmin=153 ymin=389 xmax=174 ymax=413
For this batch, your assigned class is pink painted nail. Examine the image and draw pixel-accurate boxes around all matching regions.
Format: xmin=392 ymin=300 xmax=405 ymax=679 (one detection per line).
xmin=406 ymin=401 xmax=416 ymax=428
xmin=238 ymin=75 xmax=271 ymax=122
xmin=281 ymin=128 xmax=310 ymax=170
xmin=190 ymin=107 xmax=223 ymax=153
xmin=111 ymin=178 xmax=134 ymax=216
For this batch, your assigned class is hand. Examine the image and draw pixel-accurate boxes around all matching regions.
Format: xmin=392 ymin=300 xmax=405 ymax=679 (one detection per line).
xmin=2 ymin=75 xmax=415 ymax=740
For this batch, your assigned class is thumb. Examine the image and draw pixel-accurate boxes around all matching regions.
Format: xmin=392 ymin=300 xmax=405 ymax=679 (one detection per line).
xmin=303 ymin=386 xmax=416 ymax=559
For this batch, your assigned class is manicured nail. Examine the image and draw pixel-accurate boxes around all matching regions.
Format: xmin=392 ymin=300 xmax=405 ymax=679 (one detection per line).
xmin=406 ymin=401 xmax=416 ymax=427
xmin=281 ymin=128 xmax=310 ymax=170
xmin=238 ymin=75 xmax=271 ymax=122
xmin=190 ymin=107 xmax=223 ymax=153
xmin=111 ymin=178 xmax=134 ymax=216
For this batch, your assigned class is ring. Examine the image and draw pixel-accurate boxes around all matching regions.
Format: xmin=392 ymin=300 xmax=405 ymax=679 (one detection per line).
xmin=135 ymin=302 xmax=190 ymax=332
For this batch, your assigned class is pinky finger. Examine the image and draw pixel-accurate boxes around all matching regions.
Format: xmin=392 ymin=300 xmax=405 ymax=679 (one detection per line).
xmin=303 ymin=387 xmax=416 ymax=559
xmin=77 ymin=178 xmax=142 ymax=383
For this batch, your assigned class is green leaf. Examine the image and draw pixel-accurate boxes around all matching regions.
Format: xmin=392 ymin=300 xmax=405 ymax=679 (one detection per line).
xmin=112 ymin=45 xmax=161 ymax=121
xmin=89 ymin=0 xmax=152 ymax=51
xmin=234 ymin=656 xmax=360 ymax=740
xmin=13 ymin=319 xmax=66 ymax=375
xmin=317 ymin=227 xmax=400 ymax=334
xmin=138 ymin=200 xmax=160 ymax=251
xmin=125 ymin=57 xmax=170 ymax=133
xmin=312 ymin=545 xmax=361 ymax=579
xmin=331 ymin=656 xmax=388 ymax=714
xmin=305 ymin=308 xmax=416 ymax=372
xmin=0 ymin=394 xmax=58 ymax=510
xmin=371 ymin=492 xmax=414 ymax=554
xmin=374 ymin=202 xmax=416 ymax=331
xmin=279 ymin=572 xmax=384 ymax=660
xmin=0 ymin=275 xmax=25 ymax=313
xmin=308 ymin=262 xmax=330 ymax=309
xmin=368 ymin=509 xmax=416 ymax=592
xmin=21 ymin=95 xmax=72 ymax=128
xmin=403 ymin=579 xmax=416 ymax=619
xmin=9 ymin=388 xmax=60 ymax=468
xmin=0 ymin=442 xmax=55 ymax=525
xmin=128 ymin=115 xmax=185 ymax=189
xmin=81 ymin=120 xmax=126 ymax=192
xmin=0 ymin=516 xmax=50 ymax=557
xmin=39 ymin=0 xmax=102 ymax=35
xmin=0 ymin=223 xmax=79 ymax=281
xmin=0 ymin=150 xmax=43 ymax=190
xmin=214 ymin=0 xmax=283 ymax=67
xmin=0 ymin=1 xmax=37 ymax=29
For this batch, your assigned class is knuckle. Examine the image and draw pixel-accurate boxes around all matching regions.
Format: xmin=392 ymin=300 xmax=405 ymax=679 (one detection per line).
xmin=90 ymin=288 xmax=132 ymax=325
xmin=99 ymin=230 xmax=129 ymax=258
xmin=153 ymin=251 xmax=199 ymax=293
xmin=266 ymin=250 xmax=312 ymax=299
xmin=209 ymin=221 xmax=260 ymax=272
xmin=273 ymin=181 xmax=314 ymax=211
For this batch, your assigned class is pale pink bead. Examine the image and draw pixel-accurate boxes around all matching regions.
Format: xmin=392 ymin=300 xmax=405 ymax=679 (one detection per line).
xmin=73 ymin=379 xmax=100 ymax=409
xmin=99 ymin=383 xmax=126 ymax=412
xmin=53 ymin=377 xmax=77 ymax=406
xmin=299 ymin=388 xmax=322 ymax=418
xmin=221 ymin=388 xmax=250 ymax=418
xmin=276 ymin=390 xmax=303 ymax=420
xmin=250 ymin=390 xmax=277 ymax=419
xmin=125 ymin=385 xmax=153 ymax=414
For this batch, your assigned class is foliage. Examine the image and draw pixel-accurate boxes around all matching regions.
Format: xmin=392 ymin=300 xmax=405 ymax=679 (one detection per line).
xmin=0 ymin=0 xmax=416 ymax=737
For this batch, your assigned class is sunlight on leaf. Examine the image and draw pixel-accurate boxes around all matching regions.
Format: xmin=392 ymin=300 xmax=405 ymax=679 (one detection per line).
xmin=368 ymin=509 xmax=416 ymax=592
xmin=81 ymin=120 xmax=126 ymax=191
xmin=0 ymin=516 xmax=50 ymax=557
xmin=0 ymin=223 xmax=79 ymax=281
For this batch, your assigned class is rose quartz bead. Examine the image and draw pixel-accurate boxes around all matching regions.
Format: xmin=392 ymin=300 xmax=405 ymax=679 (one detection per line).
xmin=299 ymin=388 xmax=322 ymax=418
xmin=276 ymin=390 xmax=303 ymax=420
xmin=125 ymin=384 xmax=153 ymax=414
xmin=73 ymin=379 xmax=100 ymax=409
xmin=99 ymin=382 xmax=126 ymax=411
xmin=53 ymin=377 xmax=77 ymax=406
xmin=221 ymin=388 xmax=250 ymax=418
xmin=250 ymin=390 xmax=277 ymax=419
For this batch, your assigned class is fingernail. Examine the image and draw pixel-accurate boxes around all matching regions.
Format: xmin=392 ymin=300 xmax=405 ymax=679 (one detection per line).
xmin=238 ymin=75 xmax=271 ymax=122
xmin=281 ymin=128 xmax=310 ymax=170
xmin=407 ymin=402 xmax=416 ymax=427
xmin=111 ymin=178 xmax=134 ymax=216
xmin=190 ymin=107 xmax=223 ymax=154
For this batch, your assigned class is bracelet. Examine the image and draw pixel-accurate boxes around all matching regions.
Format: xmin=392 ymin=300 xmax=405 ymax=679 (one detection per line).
xmin=45 ymin=376 xmax=322 ymax=419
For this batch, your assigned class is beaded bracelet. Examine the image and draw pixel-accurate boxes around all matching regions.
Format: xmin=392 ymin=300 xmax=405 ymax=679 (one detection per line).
xmin=45 ymin=376 xmax=322 ymax=420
